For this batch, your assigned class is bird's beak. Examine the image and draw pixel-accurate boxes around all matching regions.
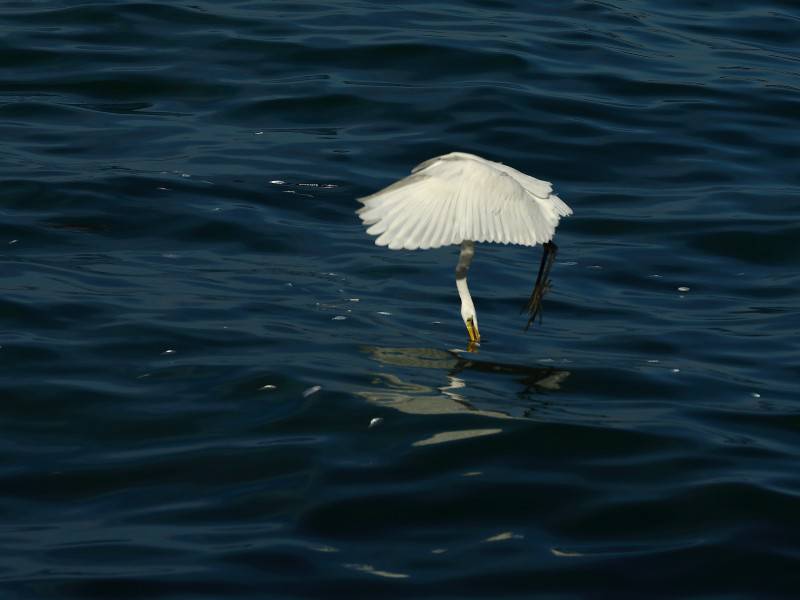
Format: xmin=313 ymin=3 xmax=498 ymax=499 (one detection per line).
xmin=466 ymin=318 xmax=480 ymax=344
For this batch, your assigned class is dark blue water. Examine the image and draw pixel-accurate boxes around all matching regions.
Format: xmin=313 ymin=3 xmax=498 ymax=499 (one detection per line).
xmin=2 ymin=1 xmax=799 ymax=597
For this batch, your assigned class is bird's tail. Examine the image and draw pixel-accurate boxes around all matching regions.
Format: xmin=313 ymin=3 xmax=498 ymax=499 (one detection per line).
xmin=523 ymin=241 xmax=557 ymax=330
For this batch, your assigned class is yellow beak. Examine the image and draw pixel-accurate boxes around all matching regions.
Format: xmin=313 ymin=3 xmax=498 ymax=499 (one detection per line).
xmin=466 ymin=317 xmax=480 ymax=343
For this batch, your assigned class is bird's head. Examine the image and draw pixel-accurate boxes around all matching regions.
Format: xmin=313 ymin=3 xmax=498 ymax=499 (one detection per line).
xmin=460 ymin=302 xmax=480 ymax=344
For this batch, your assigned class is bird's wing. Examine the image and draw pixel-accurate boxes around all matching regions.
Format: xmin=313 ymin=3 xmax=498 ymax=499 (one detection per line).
xmin=357 ymin=153 xmax=572 ymax=250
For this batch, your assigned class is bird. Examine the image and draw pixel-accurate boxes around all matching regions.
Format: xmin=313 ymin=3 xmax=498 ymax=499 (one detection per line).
xmin=356 ymin=152 xmax=572 ymax=345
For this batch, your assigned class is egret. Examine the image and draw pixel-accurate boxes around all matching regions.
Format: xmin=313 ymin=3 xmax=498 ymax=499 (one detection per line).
xmin=356 ymin=152 xmax=572 ymax=345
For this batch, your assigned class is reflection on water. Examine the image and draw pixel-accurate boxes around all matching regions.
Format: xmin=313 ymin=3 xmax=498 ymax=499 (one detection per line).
xmin=358 ymin=346 xmax=570 ymax=445
xmin=413 ymin=428 xmax=503 ymax=447
xmin=361 ymin=371 xmax=509 ymax=418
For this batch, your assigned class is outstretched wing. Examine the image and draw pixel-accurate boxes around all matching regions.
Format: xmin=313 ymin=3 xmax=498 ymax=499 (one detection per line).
xmin=356 ymin=152 xmax=571 ymax=250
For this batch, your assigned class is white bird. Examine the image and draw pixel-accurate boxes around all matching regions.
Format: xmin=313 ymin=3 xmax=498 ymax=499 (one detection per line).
xmin=356 ymin=152 xmax=572 ymax=345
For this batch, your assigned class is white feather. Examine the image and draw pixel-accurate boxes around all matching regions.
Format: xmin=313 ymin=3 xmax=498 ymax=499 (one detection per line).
xmin=357 ymin=152 xmax=572 ymax=250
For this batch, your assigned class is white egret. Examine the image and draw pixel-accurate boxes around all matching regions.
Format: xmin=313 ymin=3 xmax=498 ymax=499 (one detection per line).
xmin=356 ymin=152 xmax=572 ymax=344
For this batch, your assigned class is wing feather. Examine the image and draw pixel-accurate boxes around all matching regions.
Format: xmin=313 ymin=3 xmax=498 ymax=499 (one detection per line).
xmin=430 ymin=193 xmax=452 ymax=248
xmin=385 ymin=194 xmax=426 ymax=250
xmin=357 ymin=152 xmax=572 ymax=250
xmin=486 ymin=197 xmax=498 ymax=244
xmin=508 ymin=198 xmax=526 ymax=245
xmin=406 ymin=192 xmax=438 ymax=250
xmin=421 ymin=188 xmax=448 ymax=249
xmin=479 ymin=190 xmax=489 ymax=242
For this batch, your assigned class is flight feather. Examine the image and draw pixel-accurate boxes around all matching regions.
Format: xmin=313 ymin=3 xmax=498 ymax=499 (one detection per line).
xmin=357 ymin=152 xmax=571 ymax=250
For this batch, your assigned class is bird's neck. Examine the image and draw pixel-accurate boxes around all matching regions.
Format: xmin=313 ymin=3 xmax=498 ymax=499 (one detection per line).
xmin=455 ymin=240 xmax=475 ymax=279
xmin=456 ymin=241 xmax=475 ymax=310
xmin=456 ymin=277 xmax=473 ymax=310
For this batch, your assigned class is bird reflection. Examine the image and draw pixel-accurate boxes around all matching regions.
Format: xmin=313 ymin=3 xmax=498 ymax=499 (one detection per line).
xmin=358 ymin=346 xmax=570 ymax=426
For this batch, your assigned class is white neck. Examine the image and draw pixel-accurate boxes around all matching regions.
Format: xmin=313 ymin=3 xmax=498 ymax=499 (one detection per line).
xmin=456 ymin=277 xmax=474 ymax=312
xmin=456 ymin=240 xmax=476 ymax=316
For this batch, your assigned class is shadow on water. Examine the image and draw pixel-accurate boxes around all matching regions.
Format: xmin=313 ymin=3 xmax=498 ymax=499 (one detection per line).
xmin=357 ymin=346 xmax=570 ymax=445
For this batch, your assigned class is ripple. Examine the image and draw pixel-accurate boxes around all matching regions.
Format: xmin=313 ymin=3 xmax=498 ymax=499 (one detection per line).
xmin=1 ymin=0 xmax=798 ymax=597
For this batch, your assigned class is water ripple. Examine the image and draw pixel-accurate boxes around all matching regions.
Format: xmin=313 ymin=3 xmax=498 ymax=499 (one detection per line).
xmin=1 ymin=0 xmax=799 ymax=598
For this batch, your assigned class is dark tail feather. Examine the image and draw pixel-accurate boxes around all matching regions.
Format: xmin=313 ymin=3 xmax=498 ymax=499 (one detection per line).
xmin=522 ymin=241 xmax=557 ymax=331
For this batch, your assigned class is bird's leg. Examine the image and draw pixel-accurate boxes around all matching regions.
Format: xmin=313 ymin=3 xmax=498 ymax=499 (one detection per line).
xmin=523 ymin=241 xmax=558 ymax=330
xmin=456 ymin=241 xmax=480 ymax=345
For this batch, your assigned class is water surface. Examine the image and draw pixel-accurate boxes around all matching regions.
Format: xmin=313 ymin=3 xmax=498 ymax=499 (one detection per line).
xmin=2 ymin=1 xmax=799 ymax=597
